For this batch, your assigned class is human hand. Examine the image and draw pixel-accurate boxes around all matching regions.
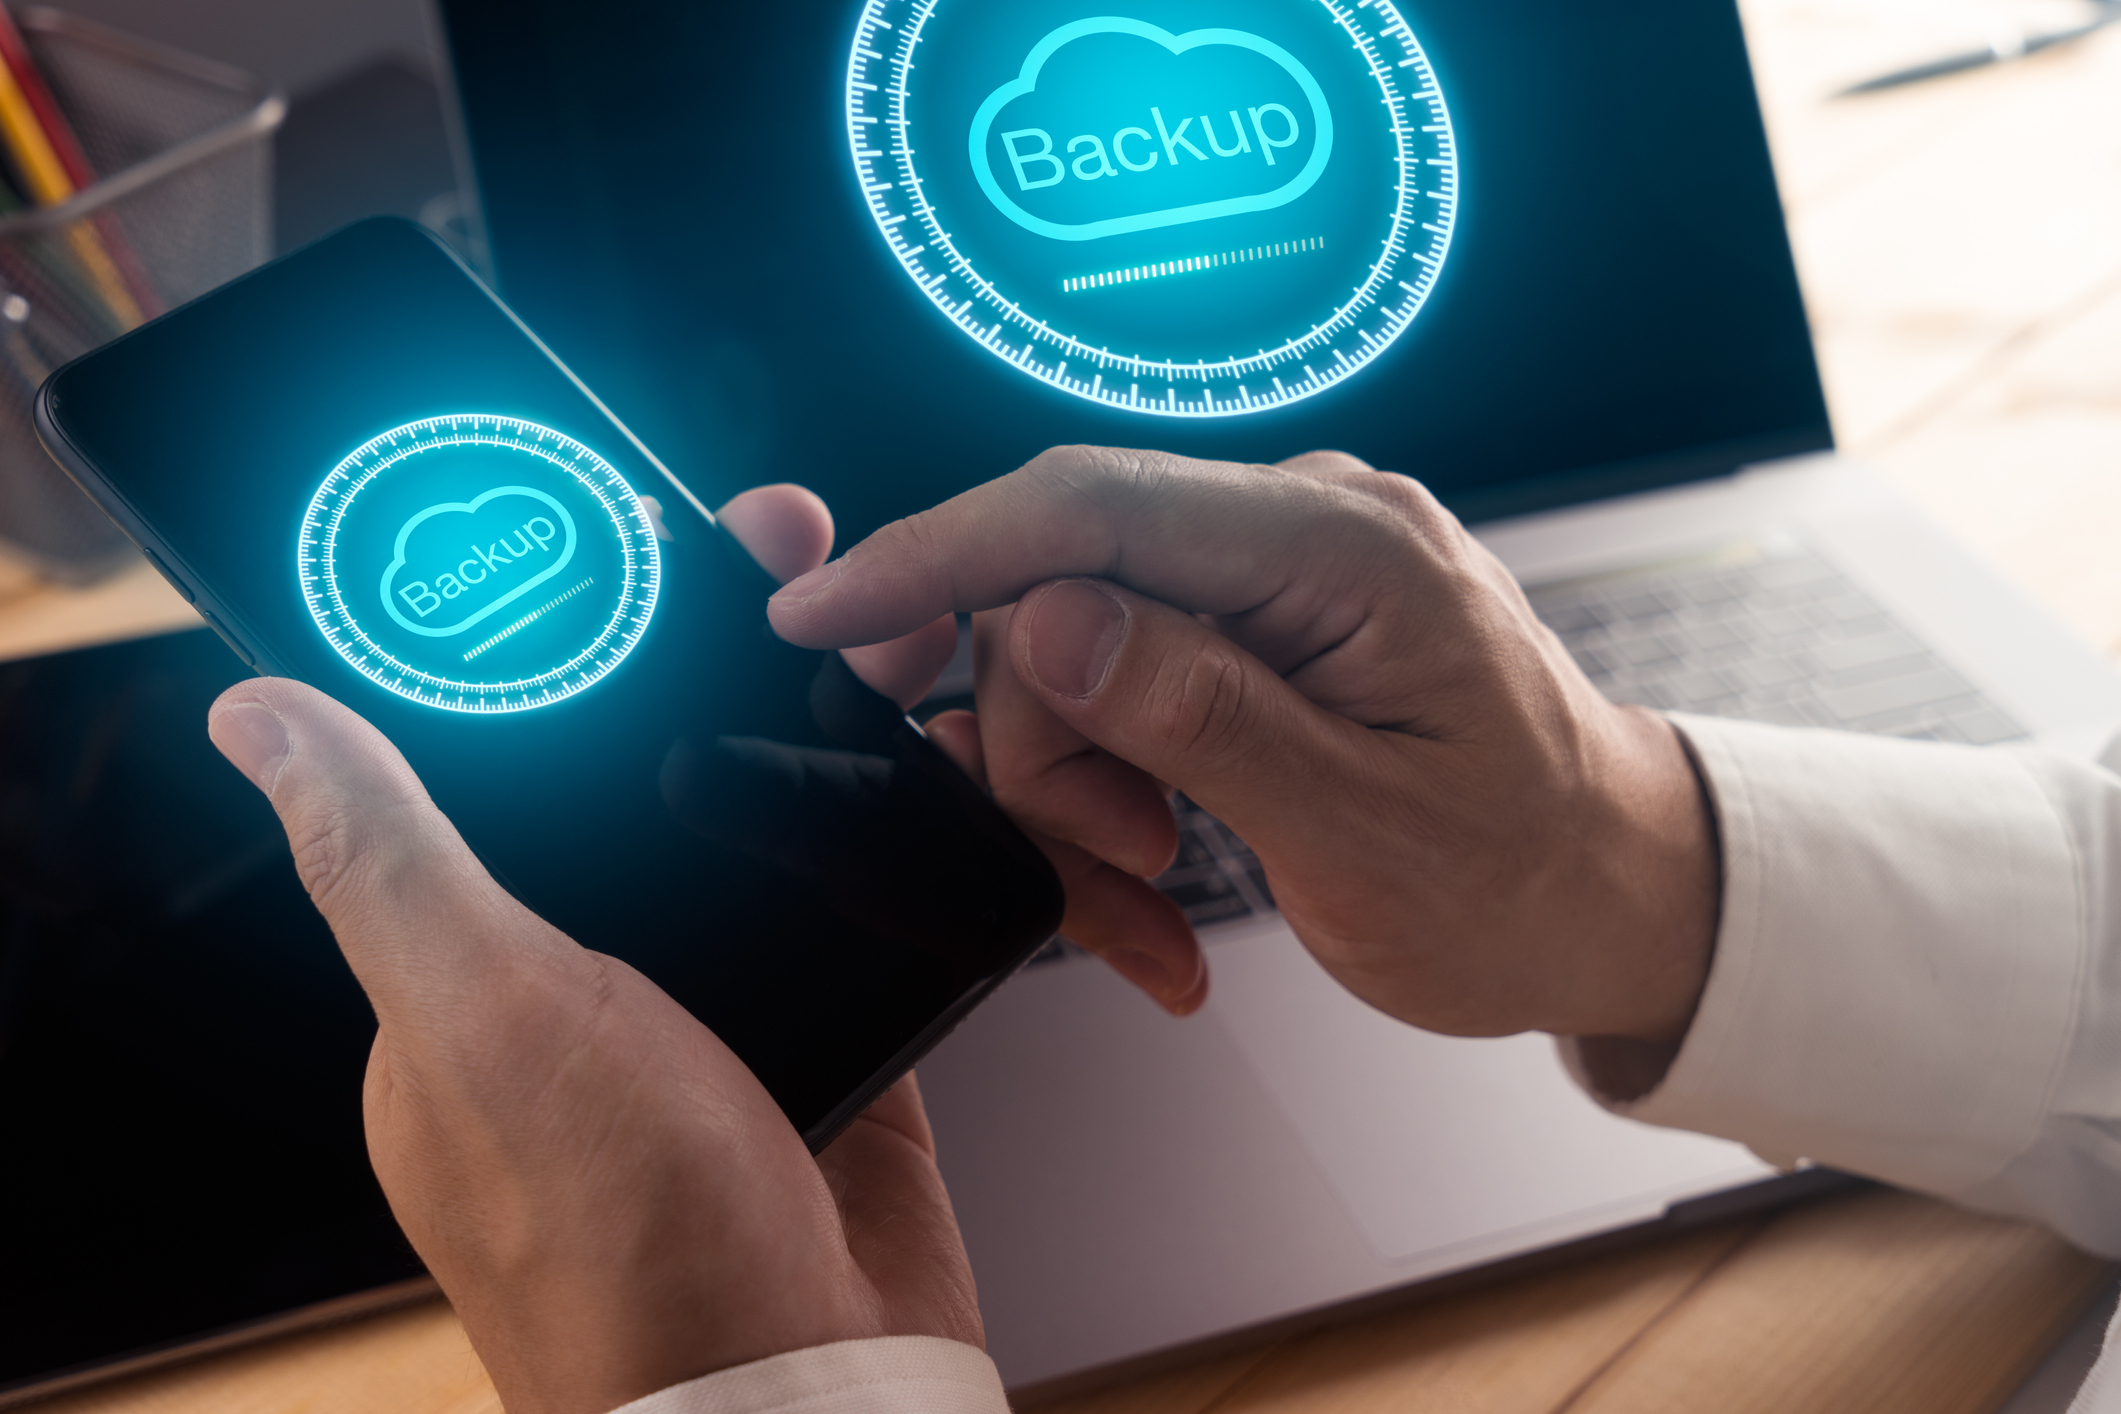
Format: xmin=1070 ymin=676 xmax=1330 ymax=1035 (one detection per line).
xmin=767 ymin=448 xmax=1720 ymax=1051
xmin=204 ymin=485 xmax=977 ymax=1414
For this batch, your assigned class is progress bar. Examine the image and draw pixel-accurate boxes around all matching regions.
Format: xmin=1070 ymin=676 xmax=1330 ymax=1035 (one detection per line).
xmin=462 ymin=577 xmax=595 ymax=661
xmin=1062 ymin=236 xmax=1326 ymax=295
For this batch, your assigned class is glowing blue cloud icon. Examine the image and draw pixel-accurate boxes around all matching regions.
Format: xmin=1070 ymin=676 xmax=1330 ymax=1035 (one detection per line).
xmin=379 ymin=485 xmax=579 ymax=638
xmin=969 ymin=18 xmax=1335 ymax=243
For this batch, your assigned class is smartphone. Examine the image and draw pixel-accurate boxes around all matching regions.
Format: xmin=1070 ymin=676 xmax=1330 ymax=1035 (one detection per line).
xmin=34 ymin=217 xmax=1063 ymax=1150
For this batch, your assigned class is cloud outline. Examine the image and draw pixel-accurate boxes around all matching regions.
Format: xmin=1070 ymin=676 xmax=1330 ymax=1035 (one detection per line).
xmin=968 ymin=18 xmax=1336 ymax=243
xmin=378 ymin=485 xmax=579 ymax=639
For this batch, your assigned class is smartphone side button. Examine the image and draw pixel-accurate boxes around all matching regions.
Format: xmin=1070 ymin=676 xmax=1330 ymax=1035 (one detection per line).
xmin=141 ymin=547 xmax=195 ymax=603
xmin=199 ymin=610 xmax=256 ymax=668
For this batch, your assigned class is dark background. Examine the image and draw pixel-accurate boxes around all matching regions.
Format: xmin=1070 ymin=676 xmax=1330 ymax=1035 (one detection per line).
xmin=438 ymin=0 xmax=1832 ymax=542
xmin=0 ymin=632 xmax=422 ymax=1390
xmin=0 ymin=9 xmax=464 ymax=1396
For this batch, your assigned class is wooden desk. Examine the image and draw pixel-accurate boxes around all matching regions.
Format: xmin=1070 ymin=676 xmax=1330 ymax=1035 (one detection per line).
xmin=16 ymin=2 xmax=2121 ymax=1410
xmin=18 ymin=1188 xmax=2115 ymax=1414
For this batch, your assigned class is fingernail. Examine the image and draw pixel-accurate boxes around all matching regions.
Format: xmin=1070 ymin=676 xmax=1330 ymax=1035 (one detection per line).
xmin=209 ymin=702 xmax=291 ymax=795
xmin=1108 ymin=946 xmax=1180 ymax=1001
xmin=1166 ymin=964 xmax=1211 ymax=1018
xmin=773 ymin=559 xmax=842 ymax=605
xmin=1024 ymin=579 xmax=1128 ymax=699
xmin=1107 ymin=946 xmax=1210 ymax=1016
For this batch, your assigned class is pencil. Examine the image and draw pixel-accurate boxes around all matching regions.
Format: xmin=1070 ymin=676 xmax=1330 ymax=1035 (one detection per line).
xmin=0 ymin=30 xmax=140 ymax=329
xmin=0 ymin=176 xmax=119 ymax=343
xmin=0 ymin=5 xmax=159 ymax=317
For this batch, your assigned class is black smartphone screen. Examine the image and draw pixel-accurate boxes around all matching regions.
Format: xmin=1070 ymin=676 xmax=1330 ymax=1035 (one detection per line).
xmin=34 ymin=217 xmax=1063 ymax=1148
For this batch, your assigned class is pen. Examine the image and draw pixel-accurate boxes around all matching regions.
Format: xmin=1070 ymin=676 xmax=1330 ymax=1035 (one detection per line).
xmin=0 ymin=179 xmax=124 ymax=344
xmin=1835 ymin=1 xmax=2121 ymax=96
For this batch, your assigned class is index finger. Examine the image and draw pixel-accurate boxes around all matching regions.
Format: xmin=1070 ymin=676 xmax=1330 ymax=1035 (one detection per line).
xmin=766 ymin=445 xmax=1416 ymax=649
xmin=716 ymin=481 xmax=961 ymax=708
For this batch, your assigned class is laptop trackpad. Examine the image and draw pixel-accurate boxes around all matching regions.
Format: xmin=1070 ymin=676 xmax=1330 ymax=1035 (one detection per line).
xmin=1202 ymin=924 xmax=1772 ymax=1262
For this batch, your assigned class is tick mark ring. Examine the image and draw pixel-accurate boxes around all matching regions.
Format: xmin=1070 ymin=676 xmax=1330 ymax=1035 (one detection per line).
xmin=846 ymin=0 xmax=1458 ymax=418
xmin=299 ymin=414 xmax=661 ymax=715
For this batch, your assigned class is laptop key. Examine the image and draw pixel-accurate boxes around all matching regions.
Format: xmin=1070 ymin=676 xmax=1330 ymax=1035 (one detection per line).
xmin=1671 ymin=618 xmax=1745 ymax=652
xmin=1610 ymin=634 xmax=1680 ymax=668
xmin=1806 ymin=631 xmax=1927 ymax=676
xmin=1658 ymin=670 xmax=1736 ymax=709
xmin=1740 ymin=700 xmax=1816 ymax=728
xmin=1748 ymin=606 xmax=1813 ymax=638
xmin=1743 ymin=556 xmax=1840 ymax=591
xmin=1683 ymin=575 xmax=1747 ymax=607
xmin=1954 ymin=709 xmax=2027 ymax=746
xmin=1815 ymin=667 xmax=1977 ymax=725
xmin=1736 ymin=655 xmax=1810 ymax=689
xmin=1538 ymin=602 xmax=1606 ymax=635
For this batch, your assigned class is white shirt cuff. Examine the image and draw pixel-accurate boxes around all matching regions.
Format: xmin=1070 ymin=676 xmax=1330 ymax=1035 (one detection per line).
xmin=606 ymin=1336 xmax=1007 ymax=1414
xmin=1578 ymin=713 xmax=2086 ymax=1198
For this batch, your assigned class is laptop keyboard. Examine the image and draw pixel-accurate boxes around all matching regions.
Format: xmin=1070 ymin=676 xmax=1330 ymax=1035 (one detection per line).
xmin=1525 ymin=543 xmax=2025 ymax=743
xmin=1045 ymin=540 xmax=2024 ymax=949
xmin=1149 ymin=796 xmax=1276 ymax=929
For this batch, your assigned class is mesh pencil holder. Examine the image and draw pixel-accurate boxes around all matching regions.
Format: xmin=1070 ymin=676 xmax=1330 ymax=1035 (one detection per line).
xmin=0 ymin=8 xmax=282 ymax=581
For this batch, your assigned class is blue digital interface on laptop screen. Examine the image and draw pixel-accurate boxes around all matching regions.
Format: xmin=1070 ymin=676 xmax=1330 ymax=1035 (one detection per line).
xmin=849 ymin=2 xmax=1456 ymax=418
xmin=437 ymin=0 xmax=1831 ymax=537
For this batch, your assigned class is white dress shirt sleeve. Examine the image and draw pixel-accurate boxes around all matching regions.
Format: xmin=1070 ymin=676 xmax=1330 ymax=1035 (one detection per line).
xmin=1562 ymin=714 xmax=2121 ymax=1413
xmin=604 ymin=1336 xmax=1008 ymax=1414
xmin=1570 ymin=712 xmax=2121 ymax=1255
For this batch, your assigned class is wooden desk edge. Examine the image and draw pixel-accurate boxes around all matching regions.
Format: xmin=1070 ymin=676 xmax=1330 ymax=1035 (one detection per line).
xmin=0 ymin=1280 xmax=441 ymax=1413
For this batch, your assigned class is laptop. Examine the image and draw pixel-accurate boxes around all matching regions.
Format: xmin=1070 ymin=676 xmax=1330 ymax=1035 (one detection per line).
xmin=428 ymin=0 xmax=2121 ymax=1396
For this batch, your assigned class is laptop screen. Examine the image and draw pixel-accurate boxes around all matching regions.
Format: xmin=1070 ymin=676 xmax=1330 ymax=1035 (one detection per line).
xmin=435 ymin=0 xmax=1831 ymax=540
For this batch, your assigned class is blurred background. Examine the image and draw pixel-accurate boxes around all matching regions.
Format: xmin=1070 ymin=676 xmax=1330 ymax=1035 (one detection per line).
xmin=58 ymin=0 xmax=456 ymax=256
xmin=54 ymin=0 xmax=432 ymax=95
xmin=1743 ymin=0 xmax=2121 ymax=659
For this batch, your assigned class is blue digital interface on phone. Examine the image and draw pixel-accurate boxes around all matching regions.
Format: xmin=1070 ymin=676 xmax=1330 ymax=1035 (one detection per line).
xmin=300 ymin=415 xmax=661 ymax=713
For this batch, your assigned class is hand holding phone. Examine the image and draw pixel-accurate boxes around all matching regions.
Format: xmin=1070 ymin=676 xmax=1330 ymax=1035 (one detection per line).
xmin=36 ymin=218 xmax=1064 ymax=1147
xmin=208 ymin=667 xmax=984 ymax=1414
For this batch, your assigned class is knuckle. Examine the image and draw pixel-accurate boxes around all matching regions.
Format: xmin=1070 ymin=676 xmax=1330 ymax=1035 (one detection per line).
xmin=1366 ymin=470 xmax=1439 ymax=520
xmin=282 ymin=793 xmax=429 ymax=927
xmin=1349 ymin=471 xmax=1473 ymax=567
xmin=1155 ymin=642 xmax=1254 ymax=765
xmin=867 ymin=508 xmax=964 ymax=610
xmin=1287 ymin=448 xmax=1379 ymax=479
xmin=568 ymin=949 xmax=626 ymax=1025
xmin=283 ymin=797 xmax=379 ymax=919
xmin=880 ymin=505 xmax=945 ymax=569
xmin=1028 ymin=444 xmax=1178 ymax=513
xmin=1334 ymin=468 xmax=1451 ymax=544
xmin=1022 ymin=445 xmax=1192 ymax=575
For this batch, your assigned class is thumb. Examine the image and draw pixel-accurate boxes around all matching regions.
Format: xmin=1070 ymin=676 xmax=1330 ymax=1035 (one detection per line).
xmin=1008 ymin=578 xmax=1373 ymax=850
xmin=206 ymin=679 xmax=573 ymax=1021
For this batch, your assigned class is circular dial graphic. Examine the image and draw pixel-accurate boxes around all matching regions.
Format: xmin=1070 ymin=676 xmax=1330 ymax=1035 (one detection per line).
xmin=846 ymin=0 xmax=1457 ymax=418
xmin=299 ymin=415 xmax=662 ymax=714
